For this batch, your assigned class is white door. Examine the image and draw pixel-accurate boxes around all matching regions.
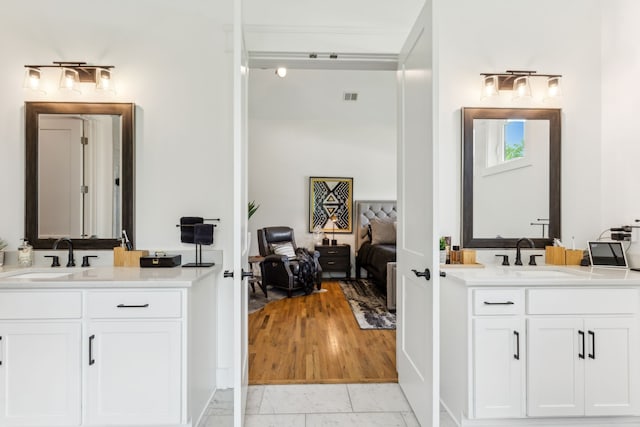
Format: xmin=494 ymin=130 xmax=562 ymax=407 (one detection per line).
xmin=396 ymin=1 xmax=439 ymax=426
xmin=527 ymin=317 xmax=584 ymax=417
xmin=86 ymin=321 xmax=181 ymax=425
xmin=584 ymin=317 xmax=639 ymax=416
xmin=0 ymin=322 xmax=81 ymax=426
xmin=233 ymin=0 xmax=250 ymax=424
xmin=38 ymin=117 xmax=83 ymax=238
xmin=473 ymin=317 xmax=524 ymax=418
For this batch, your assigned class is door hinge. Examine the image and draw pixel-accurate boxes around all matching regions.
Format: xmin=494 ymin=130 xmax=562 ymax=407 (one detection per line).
xmin=81 ymin=137 xmax=88 ymax=145
xmin=80 ymin=185 xmax=89 ymax=194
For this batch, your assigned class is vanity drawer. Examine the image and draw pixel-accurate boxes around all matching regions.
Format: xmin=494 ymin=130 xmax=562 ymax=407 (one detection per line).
xmin=527 ymin=288 xmax=638 ymax=315
xmin=0 ymin=291 xmax=82 ymax=319
xmin=87 ymin=290 xmax=182 ymax=319
xmin=473 ymin=289 xmax=524 ymax=315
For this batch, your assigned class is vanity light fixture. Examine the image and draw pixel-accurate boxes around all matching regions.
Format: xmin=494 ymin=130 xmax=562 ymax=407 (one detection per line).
xmin=23 ymin=61 xmax=115 ymax=94
xmin=480 ymin=70 xmax=562 ymax=100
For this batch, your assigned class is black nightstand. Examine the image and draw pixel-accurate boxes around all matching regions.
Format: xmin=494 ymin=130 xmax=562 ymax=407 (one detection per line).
xmin=315 ymin=244 xmax=351 ymax=279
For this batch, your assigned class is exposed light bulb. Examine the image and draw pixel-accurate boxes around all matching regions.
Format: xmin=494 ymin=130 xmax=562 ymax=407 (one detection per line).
xmin=275 ymin=67 xmax=287 ymax=78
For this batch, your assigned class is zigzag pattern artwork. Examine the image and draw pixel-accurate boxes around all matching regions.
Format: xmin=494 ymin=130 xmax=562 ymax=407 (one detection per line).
xmin=310 ymin=177 xmax=353 ymax=233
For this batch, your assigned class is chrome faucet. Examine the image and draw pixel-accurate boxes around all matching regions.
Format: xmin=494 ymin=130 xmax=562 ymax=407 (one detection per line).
xmin=53 ymin=238 xmax=75 ymax=267
xmin=515 ymin=237 xmax=535 ymax=266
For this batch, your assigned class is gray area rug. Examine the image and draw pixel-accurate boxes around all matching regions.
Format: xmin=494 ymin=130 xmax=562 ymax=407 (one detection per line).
xmin=248 ymin=286 xmax=326 ymax=314
xmin=339 ymin=279 xmax=396 ymax=330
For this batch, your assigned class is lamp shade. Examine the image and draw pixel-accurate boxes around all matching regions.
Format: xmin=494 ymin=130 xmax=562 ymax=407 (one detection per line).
xmin=23 ymin=67 xmax=42 ymax=91
xmin=512 ymin=75 xmax=531 ymax=100
xmin=95 ymin=67 xmax=113 ymax=91
xmin=480 ymin=75 xmax=499 ymax=99
xmin=59 ymin=67 xmax=80 ymax=93
xmin=545 ymin=76 xmax=562 ymax=99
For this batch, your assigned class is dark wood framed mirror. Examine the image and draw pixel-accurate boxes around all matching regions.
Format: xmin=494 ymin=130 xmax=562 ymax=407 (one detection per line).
xmin=25 ymin=102 xmax=135 ymax=249
xmin=462 ymin=107 xmax=561 ymax=248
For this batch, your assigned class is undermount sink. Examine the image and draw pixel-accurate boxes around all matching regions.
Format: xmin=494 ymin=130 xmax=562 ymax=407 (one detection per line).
xmin=2 ymin=268 xmax=87 ymax=280
xmin=511 ymin=270 xmax=580 ymax=278
xmin=7 ymin=271 xmax=74 ymax=279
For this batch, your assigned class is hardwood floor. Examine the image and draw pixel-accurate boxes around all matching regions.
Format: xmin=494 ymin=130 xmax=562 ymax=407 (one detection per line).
xmin=248 ymin=281 xmax=397 ymax=385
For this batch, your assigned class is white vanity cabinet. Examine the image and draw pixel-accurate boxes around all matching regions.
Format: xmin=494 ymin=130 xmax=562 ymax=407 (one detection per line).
xmin=0 ymin=267 xmax=217 ymax=427
xmin=441 ymin=277 xmax=640 ymax=426
xmin=527 ymin=289 xmax=640 ymax=417
xmin=0 ymin=292 xmax=82 ymax=427
xmin=472 ymin=289 xmax=525 ymax=418
xmin=85 ymin=290 xmax=183 ymax=425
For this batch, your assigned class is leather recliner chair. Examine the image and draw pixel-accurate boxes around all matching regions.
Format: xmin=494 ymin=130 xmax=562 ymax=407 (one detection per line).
xmin=257 ymin=226 xmax=322 ymax=297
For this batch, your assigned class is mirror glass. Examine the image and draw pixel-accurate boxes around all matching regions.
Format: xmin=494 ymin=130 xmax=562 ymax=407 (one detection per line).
xmin=462 ymin=108 xmax=561 ymax=248
xmin=26 ymin=102 xmax=135 ymax=249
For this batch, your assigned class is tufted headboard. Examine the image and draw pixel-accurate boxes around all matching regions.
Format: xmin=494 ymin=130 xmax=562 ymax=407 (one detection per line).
xmin=355 ymin=200 xmax=397 ymax=251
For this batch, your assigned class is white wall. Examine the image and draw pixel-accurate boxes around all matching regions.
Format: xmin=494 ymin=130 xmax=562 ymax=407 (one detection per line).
xmin=435 ymin=0 xmax=603 ymax=252
xmin=601 ymin=0 xmax=640 ymax=228
xmin=248 ymin=69 xmax=397 ymax=261
xmin=0 ymin=0 xmax=236 ymax=387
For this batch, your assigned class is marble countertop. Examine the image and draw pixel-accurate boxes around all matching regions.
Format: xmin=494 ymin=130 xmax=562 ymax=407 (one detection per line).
xmin=0 ymin=265 xmax=220 ymax=288
xmin=443 ymin=265 xmax=640 ymax=286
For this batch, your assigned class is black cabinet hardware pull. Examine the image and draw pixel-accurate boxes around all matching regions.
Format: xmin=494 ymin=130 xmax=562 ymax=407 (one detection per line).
xmin=89 ymin=335 xmax=95 ymax=366
xmin=578 ymin=330 xmax=585 ymax=359
xmin=514 ymin=331 xmax=520 ymax=360
xmin=116 ymin=303 xmax=150 ymax=308
xmin=412 ymin=268 xmax=431 ymax=280
xmin=588 ymin=330 xmax=595 ymax=359
xmin=483 ymin=301 xmax=514 ymax=305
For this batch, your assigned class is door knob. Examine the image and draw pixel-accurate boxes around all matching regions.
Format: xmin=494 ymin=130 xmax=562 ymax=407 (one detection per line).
xmin=412 ymin=268 xmax=431 ymax=280
xmin=223 ymin=270 xmax=234 ymax=278
xmin=241 ymin=269 xmax=253 ymax=279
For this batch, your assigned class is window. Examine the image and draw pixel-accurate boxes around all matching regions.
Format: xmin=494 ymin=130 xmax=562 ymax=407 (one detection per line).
xmin=503 ymin=120 xmax=525 ymax=161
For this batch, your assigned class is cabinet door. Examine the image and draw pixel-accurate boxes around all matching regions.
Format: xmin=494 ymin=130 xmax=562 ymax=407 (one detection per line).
xmin=473 ymin=317 xmax=524 ymax=418
xmin=584 ymin=317 xmax=639 ymax=416
xmin=0 ymin=322 xmax=81 ymax=426
xmin=527 ymin=318 xmax=584 ymax=417
xmin=86 ymin=321 xmax=181 ymax=425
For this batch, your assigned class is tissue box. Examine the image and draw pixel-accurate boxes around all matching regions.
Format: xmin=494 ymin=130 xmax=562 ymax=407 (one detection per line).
xmin=545 ymin=246 xmax=566 ymax=265
xmin=113 ymin=247 xmax=150 ymax=267
xmin=461 ymin=249 xmax=476 ymax=264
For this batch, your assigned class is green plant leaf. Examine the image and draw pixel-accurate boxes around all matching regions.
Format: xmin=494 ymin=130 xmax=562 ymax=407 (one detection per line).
xmin=248 ymin=201 xmax=260 ymax=220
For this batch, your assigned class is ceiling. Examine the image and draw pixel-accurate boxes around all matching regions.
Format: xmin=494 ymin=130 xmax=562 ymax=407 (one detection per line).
xmin=243 ymin=0 xmax=425 ymax=56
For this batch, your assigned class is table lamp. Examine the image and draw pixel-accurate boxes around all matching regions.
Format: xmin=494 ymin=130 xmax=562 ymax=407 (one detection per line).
xmin=330 ymin=214 xmax=338 ymax=245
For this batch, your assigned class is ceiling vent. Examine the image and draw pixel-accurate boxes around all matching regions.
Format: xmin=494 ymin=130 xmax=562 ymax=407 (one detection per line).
xmin=343 ymin=92 xmax=358 ymax=101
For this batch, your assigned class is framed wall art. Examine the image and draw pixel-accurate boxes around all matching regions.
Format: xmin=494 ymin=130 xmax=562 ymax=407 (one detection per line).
xmin=309 ymin=177 xmax=353 ymax=234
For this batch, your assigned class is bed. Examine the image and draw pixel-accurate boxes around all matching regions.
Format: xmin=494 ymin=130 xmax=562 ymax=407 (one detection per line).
xmin=354 ymin=200 xmax=397 ymax=292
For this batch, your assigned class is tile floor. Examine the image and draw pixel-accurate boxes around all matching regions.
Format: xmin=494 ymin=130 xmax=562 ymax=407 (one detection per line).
xmin=200 ymin=383 xmax=457 ymax=427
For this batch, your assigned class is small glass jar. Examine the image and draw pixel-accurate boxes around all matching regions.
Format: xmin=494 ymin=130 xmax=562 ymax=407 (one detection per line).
xmin=17 ymin=239 xmax=34 ymax=267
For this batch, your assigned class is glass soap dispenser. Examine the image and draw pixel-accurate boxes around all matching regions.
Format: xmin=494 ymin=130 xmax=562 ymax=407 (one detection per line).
xmin=18 ymin=239 xmax=34 ymax=267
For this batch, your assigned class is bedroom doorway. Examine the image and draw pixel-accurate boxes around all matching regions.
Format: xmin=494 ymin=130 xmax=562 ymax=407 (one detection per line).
xmin=246 ymin=62 xmax=399 ymax=385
